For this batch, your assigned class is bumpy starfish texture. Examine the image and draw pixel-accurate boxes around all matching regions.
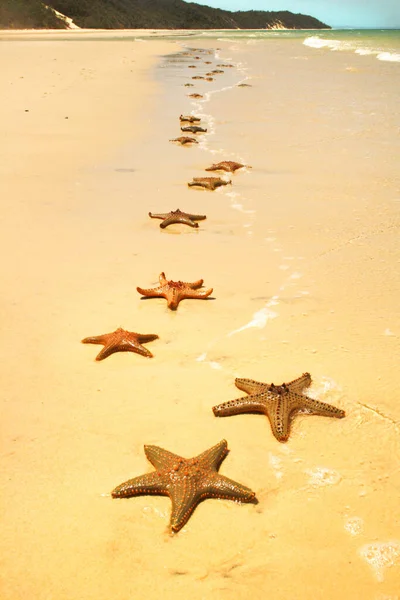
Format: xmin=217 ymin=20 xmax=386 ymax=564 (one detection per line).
xmin=181 ymin=125 xmax=207 ymax=134
xmin=180 ymin=115 xmax=201 ymax=123
xmin=112 ymin=439 xmax=257 ymax=533
xmin=148 ymin=208 xmax=206 ymax=229
xmin=213 ymin=372 xmax=345 ymax=442
xmin=81 ymin=327 xmax=158 ymax=361
xmin=169 ymin=136 xmax=199 ymax=145
xmin=137 ymin=272 xmax=213 ymax=310
xmin=206 ymin=161 xmax=249 ymax=173
xmin=188 ymin=177 xmax=231 ymax=191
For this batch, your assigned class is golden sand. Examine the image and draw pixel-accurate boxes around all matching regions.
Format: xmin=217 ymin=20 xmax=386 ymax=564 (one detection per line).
xmin=1 ymin=30 xmax=399 ymax=600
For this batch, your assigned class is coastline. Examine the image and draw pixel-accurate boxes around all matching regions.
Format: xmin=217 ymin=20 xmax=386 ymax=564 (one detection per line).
xmin=1 ymin=30 xmax=399 ymax=600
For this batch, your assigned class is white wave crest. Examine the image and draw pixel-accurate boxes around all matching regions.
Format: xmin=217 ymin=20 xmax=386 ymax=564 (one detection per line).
xmin=377 ymin=51 xmax=400 ymax=62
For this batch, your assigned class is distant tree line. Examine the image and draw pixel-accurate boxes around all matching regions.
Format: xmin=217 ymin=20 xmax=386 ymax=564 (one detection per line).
xmin=0 ymin=0 xmax=330 ymax=30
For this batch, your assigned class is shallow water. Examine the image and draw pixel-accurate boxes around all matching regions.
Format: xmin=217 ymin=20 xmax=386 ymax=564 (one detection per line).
xmin=1 ymin=31 xmax=400 ymax=600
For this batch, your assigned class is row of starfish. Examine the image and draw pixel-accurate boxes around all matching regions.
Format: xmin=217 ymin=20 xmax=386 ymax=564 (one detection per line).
xmin=82 ymin=47 xmax=345 ymax=533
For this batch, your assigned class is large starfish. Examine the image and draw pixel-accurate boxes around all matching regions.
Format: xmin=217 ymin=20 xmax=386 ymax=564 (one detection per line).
xmin=148 ymin=208 xmax=206 ymax=229
xmin=213 ymin=372 xmax=345 ymax=442
xmin=112 ymin=439 xmax=257 ymax=533
xmin=81 ymin=327 xmax=158 ymax=361
xmin=206 ymin=161 xmax=249 ymax=173
xmin=188 ymin=176 xmax=231 ymax=191
xmin=137 ymin=272 xmax=213 ymax=310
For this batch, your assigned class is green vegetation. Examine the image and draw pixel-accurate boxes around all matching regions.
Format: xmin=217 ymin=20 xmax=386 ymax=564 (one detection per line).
xmin=0 ymin=0 xmax=330 ymax=30
xmin=0 ymin=0 xmax=67 ymax=29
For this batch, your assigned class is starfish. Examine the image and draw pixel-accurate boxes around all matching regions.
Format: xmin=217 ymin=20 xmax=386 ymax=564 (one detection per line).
xmin=212 ymin=372 xmax=346 ymax=443
xmin=204 ymin=61 xmax=212 ymax=64
xmin=188 ymin=65 xmax=197 ymax=68
xmin=188 ymin=177 xmax=231 ymax=191
xmin=206 ymin=161 xmax=249 ymax=173
xmin=192 ymin=76 xmax=205 ymax=80
xmin=169 ymin=136 xmax=198 ymax=145
xmin=184 ymin=83 xmax=194 ymax=87
xmin=148 ymin=208 xmax=206 ymax=229
xmin=205 ymin=77 xmax=214 ymax=81
xmin=179 ymin=114 xmax=201 ymax=123
xmin=81 ymin=327 xmax=158 ymax=361
xmin=188 ymin=93 xmax=203 ymax=99
xmin=111 ymin=439 xmax=257 ymax=533
xmin=238 ymin=83 xmax=252 ymax=87
xmin=137 ymin=272 xmax=213 ymax=310
xmin=211 ymin=69 xmax=224 ymax=74
xmin=181 ymin=125 xmax=207 ymax=134
xmin=217 ymin=63 xmax=234 ymax=68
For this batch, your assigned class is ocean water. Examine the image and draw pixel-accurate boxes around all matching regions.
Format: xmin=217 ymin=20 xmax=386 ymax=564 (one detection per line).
xmin=143 ymin=28 xmax=400 ymax=63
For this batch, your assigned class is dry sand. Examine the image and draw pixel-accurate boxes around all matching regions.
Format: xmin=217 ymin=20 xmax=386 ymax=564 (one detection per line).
xmin=1 ymin=30 xmax=399 ymax=600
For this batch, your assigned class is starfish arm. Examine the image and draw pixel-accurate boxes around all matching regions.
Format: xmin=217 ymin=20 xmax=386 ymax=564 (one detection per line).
xmin=166 ymin=289 xmax=183 ymax=310
xmin=122 ymin=339 xmax=154 ymax=358
xmin=235 ymin=377 xmax=268 ymax=395
xmin=136 ymin=286 xmax=163 ymax=298
xmin=169 ymin=484 xmax=200 ymax=532
xmin=194 ymin=439 xmax=228 ymax=471
xmin=204 ymin=473 xmax=257 ymax=503
xmin=136 ymin=333 xmax=159 ymax=344
xmin=187 ymin=278 xmax=204 ymax=289
xmin=160 ymin=215 xmax=198 ymax=229
xmin=159 ymin=272 xmax=168 ymax=286
xmin=111 ymin=471 xmax=167 ymax=498
xmin=205 ymin=165 xmax=219 ymax=172
xmin=264 ymin=397 xmax=292 ymax=442
xmin=81 ymin=334 xmax=109 ymax=345
xmin=300 ymin=394 xmax=345 ymax=419
xmin=94 ymin=341 xmax=126 ymax=361
xmin=287 ymin=372 xmax=312 ymax=393
xmin=187 ymin=213 xmax=206 ymax=221
xmin=144 ymin=445 xmax=183 ymax=471
xmin=148 ymin=212 xmax=168 ymax=220
xmin=213 ymin=393 xmax=267 ymax=417
xmin=184 ymin=287 xmax=213 ymax=300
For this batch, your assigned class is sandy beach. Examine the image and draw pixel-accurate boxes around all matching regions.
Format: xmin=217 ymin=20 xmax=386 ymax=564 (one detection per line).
xmin=1 ymin=29 xmax=399 ymax=599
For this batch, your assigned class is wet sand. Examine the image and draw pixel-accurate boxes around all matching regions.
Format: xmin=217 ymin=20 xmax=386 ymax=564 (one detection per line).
xmin=1 ymin=31 xmax=399 ymax=599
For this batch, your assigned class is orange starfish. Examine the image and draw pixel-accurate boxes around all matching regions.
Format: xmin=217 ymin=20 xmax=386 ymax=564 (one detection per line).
xmin=137 ymin=272 xmax=213 ymax=310
xmin=81 ymin=327 xmax=158 ymax=361
xmin=205 ymin=161 xmax=249 ymax=173
xmin=112 ymin=439 xmax=257 ymax=533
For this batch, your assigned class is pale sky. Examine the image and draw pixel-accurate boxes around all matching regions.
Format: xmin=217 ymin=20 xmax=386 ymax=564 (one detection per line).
xmin=193 ymin=0 xmax=400 ymax=28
